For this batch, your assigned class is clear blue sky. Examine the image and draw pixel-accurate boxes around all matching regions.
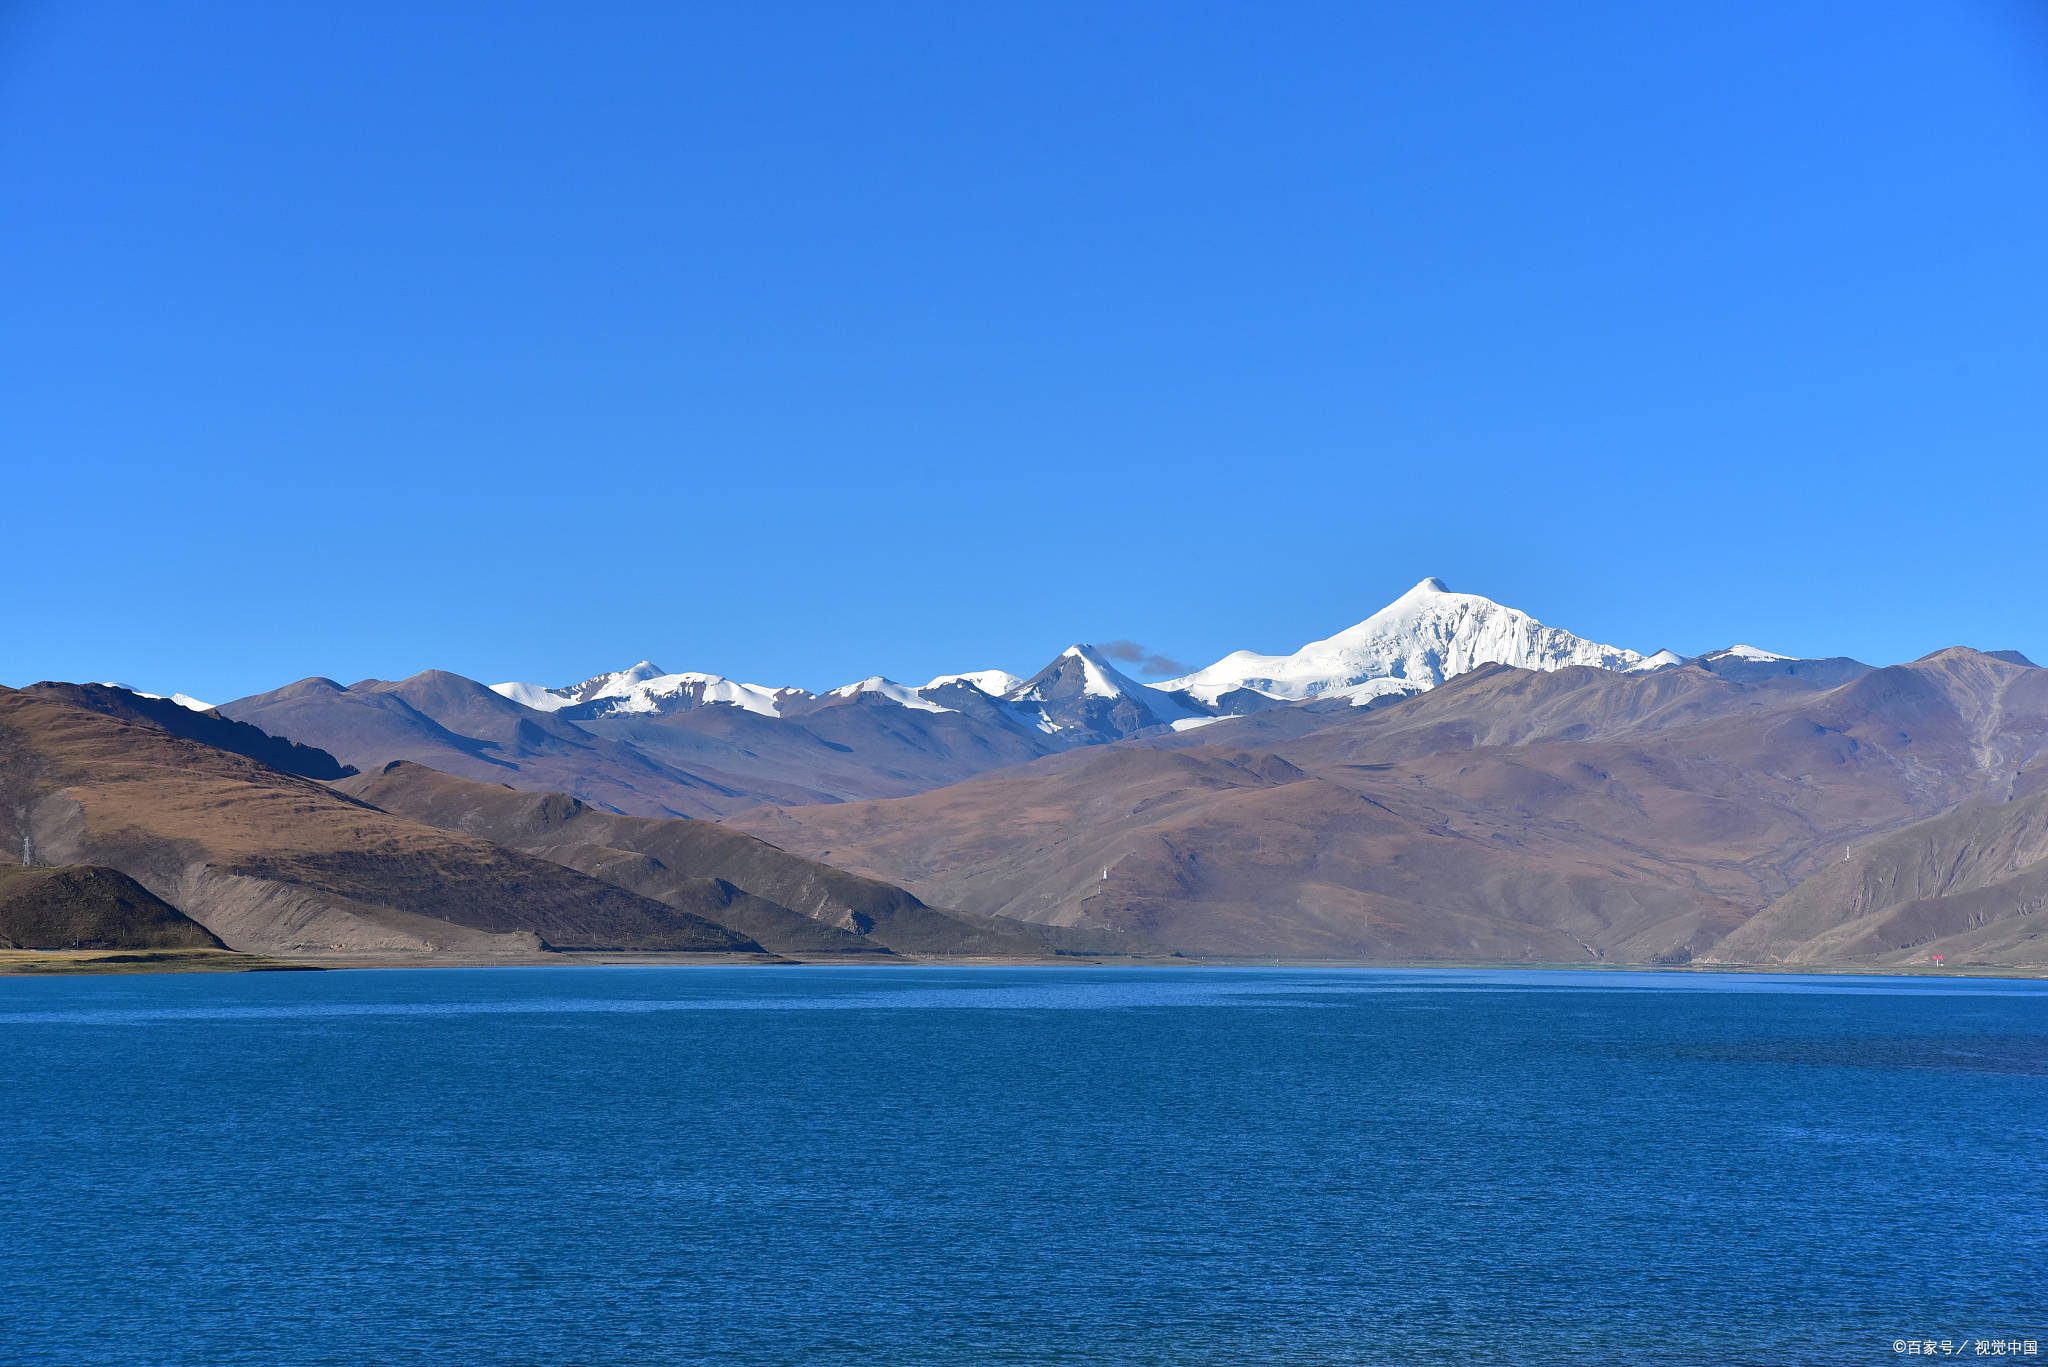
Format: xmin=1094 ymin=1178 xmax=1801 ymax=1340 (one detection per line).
xmin=6 ymin=1 xmax=2046 ymax=701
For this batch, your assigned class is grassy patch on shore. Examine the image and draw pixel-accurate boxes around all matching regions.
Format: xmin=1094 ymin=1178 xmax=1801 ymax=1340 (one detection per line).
xmin=0 ymin=948 xmax=324 ymax=976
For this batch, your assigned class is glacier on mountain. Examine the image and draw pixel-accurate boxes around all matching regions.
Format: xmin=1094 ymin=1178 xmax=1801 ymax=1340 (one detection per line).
xmin=492 ymin=662 xmax=807 ymax=718
xmin=1706 ymin=644 xmax=1792 ymax=663
xmin=826 ymin=677 xmax=954 ymax=713
xmin=1155 ymin=578 xmax=1653 ymax=706
xmin=489 ymin=581 xmax=1795 ymax=727
xmin=925 ymin=670 xmax=1025 ymax=696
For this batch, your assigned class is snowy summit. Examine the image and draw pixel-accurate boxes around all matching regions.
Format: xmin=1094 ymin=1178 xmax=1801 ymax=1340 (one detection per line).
xmin=492 ymin=662 xmax=809 ymax=718
xmin=488 ymin=580 xmax=1799 ymax=727
xmin=101 ymin=683 xmax=218 ymax=712
xmin=1156 ymin=578 xmax=1653 ymax=706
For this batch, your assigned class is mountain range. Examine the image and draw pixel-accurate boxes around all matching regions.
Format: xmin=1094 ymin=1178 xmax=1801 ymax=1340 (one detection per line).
xmin=212 ymin=579 xmax=1760 ymax=818
xmin=729 ymin=647 xmax=2048 ymax=967
xmin=6 ymin=578 xmax=2044 ymax=971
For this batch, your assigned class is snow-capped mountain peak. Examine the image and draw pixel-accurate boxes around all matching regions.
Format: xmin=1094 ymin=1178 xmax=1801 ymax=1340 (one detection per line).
xmin=1012 ymin=646 xmax=1131 ymax=702
xmin=1027 ymin=645 xmax=1143 ymax=702
xmin=1159 ymin=578 xmax=1650 ymax=706
xmin=573 ymin=660 xmax=669 ymax=702
xmin=489 ymin=679 xmax=569 ymax=712
xmin=1008 ymin=644 xmax=1205 ymax=736
xmin=1705 ymin=644 xmax=1792 ymax=663
xmin=825 ymin=677 xmax=954 ymax=713
xmin=492 ymin=663 xmax=810 ymax=718
xmin=101 ymin=683 xmax=217 ymax=712
xmin=924 ymin=670 xmax=1025 ymax=697
xmin=484 ymin=582 xmax=1801 ymax=736
xmin=492 ymin=661 xmax=667 ymax=712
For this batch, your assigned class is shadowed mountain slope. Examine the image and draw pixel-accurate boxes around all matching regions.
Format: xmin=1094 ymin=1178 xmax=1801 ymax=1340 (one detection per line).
xmin=223 ymin=670 xmax=1074 ymax=817
xmin=0 ymin=863 xmax=225 ymax=950
xmin=0 ymin=688 xmax=760 ymax=956
xmin=21 ymin=682 xmax=357 ymax=779
xmin=571 ymin=690 xmax=1062 ymax=809
xmin=219 ymin=672 xmax=761 ymax=818
xmin=335 ymin=761 xmax=1078 ymax=957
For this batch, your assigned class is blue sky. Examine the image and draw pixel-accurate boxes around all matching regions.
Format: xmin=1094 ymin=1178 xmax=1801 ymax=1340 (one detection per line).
xmin=6 ymin=1 xmax=2046 ymax=701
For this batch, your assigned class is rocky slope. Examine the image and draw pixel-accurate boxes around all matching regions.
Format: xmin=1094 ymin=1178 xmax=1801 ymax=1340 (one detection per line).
xmin=334 ymin=761 xmax=1067 ymax=957
xmin=219 ymin=671 xmax=763 ymax=818
xmin=1714 ymin=791 xmax=2048 ymax=966
xmin=0 ymin=688 xmax=760 ymax=956
xmin=727 ymin=649 xmax=2048 ymax=968
xmin=20 ymin=682 xmax=356 ymax=779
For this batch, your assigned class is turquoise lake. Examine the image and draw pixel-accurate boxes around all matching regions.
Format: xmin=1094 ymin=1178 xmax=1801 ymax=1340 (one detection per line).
xmin=2 ymin=965 xmax=2043 ymax=1365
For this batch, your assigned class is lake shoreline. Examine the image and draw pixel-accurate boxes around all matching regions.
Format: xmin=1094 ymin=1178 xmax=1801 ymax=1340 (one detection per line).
xmin=4 ymin=946 xmax=2042 ymax=979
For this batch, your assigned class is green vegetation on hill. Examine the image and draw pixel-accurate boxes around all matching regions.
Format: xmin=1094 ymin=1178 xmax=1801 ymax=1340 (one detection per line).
xmin=0 ymin=863 xmax=225 ymax=950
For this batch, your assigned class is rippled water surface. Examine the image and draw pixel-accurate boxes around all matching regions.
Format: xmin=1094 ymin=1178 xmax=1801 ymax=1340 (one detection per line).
xmin=2 ymin=965 xmax=2043 ymax=1365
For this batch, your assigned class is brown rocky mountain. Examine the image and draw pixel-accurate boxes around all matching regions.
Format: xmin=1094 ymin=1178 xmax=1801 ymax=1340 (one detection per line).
xmin=203 ymin=585 xmax=1928 ymax=835
xmin=1151 ymin=648 xmax=1875 ymax=759
xmin=0 ymin=863 xmax=224 ymax=950
xmin=567 ymin=688 xmax=1060 ymax=810
xmin=1716 ymin=790 xmax=2048 ymax=966
xmin=726 ymin=649 xmax=2048 ymax=968
xmin=218 ymin=672 xmax=760 ymax=818
xmin=17 ymin=629 xmax=2045 ymax=969
xmin=218 ymin=670 xmax=1076 ymax=817
xmin=0 ymin=687 xmax=760 ymax=956
xmin=334 ymin=761 xmax=1070 ymax=957
xmin=0 ymin=685 xmax=1048 ymax=961
xmin=216 ymin=647 xmax=1231 ymax=822
xmin=20 ymin=682 xmax=357 ymax=779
